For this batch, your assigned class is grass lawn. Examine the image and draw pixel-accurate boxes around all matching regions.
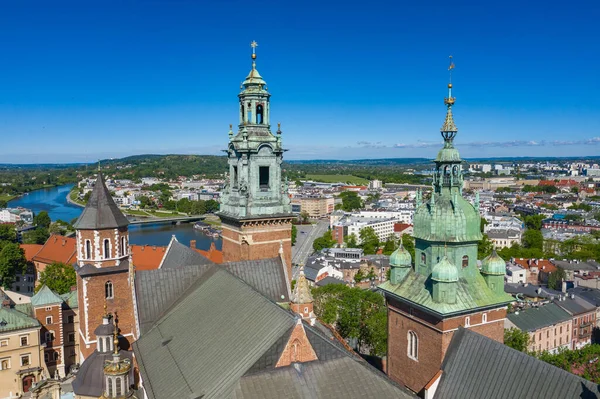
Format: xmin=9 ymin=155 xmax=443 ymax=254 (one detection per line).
xmin=145 ymin=210 xmax=183 ymax=218
xmin=0 ymin=194 xmax=16 ymax=203
xmin=305 ymin=174 xmax=369 ymax=185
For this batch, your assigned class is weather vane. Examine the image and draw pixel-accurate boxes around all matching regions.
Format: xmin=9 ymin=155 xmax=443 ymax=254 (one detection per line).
xmin=251 ymin=41 xmax=258 ymax=58
xmin=448 ymin=55 xmax=455 ymax=83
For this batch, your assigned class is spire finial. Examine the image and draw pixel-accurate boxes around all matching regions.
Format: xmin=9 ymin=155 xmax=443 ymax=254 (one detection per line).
xmin=250 ymin=40 xmax=258 ymax=64
xmin=441 ymin=56 xmax=458 ymax=141
xmin=113 ymin=315 xmax=119 ymax=355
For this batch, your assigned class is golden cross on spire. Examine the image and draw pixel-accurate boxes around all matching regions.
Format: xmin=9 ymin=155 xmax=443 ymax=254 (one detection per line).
xmin=250 ymin=40 xmax=258 ymax=60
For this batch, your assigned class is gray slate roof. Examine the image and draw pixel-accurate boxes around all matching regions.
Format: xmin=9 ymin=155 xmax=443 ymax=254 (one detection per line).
xmin=233 ymin=357 xmax=412 ymax=399
xmin=554 ymin=295 xmax=596 ymax=316
xmin=569 ymin=286 xmax=600 ymax=306
xmin=159 ymin=236 xmax=214 ymax=269
xmin=74 ymin=173 xmax=129 ymax=230
xmin=224 ymin=258 xmax=290 ymax=303
xmin=435 ymin=327 xmax=600 ymax=399
xmin=507 ymin=303 xmax=571 ymax=332
xmin=133 ymin=265 xmax=413 ymax=399
xmin=551 ymin=259 xmax=599 ymax=271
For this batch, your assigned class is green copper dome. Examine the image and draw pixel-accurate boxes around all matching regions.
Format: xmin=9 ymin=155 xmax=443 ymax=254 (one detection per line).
xmin=435 ymin=145 xmax=461 ymax=162
xmin=390 ymin=244 xmax=412 ymax=267
xmin=413 ymin=194 xmax=482 ymax=243
xmin=431 ymin=256 xmax=459 ymax=282
xmin=481 ymin=250 xmax=506 ymax=275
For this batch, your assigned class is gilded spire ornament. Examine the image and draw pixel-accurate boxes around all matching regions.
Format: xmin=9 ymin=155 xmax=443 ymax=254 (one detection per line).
xmin=441 ymin=56 xmax=458 ymax=139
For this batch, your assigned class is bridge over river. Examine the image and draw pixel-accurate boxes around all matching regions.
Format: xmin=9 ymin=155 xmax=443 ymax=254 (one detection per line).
xmin=128 ymin=215 xmax=205 ymax=225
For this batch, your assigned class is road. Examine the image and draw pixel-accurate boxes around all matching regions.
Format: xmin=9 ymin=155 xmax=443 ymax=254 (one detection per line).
xmin=291 ymin=219 xmax=330 ymax=280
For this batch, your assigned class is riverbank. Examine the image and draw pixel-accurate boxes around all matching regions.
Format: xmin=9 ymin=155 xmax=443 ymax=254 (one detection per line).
xmin=67 ymin=188 xmax=85 ymax=208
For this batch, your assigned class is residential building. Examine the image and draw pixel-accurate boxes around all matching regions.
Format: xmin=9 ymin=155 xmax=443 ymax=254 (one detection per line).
xmin=291 ymin=196 xmax=335 ymax=218
xmin=332 ymin=214 xmax=397 ymax=244
xmin=554 ymin=295 xmax=596 ymax=349
xmin=509 ymin=258 xmax=557 ymax=284
xmin=379 ymin=80 xmax=513 ymax=393
xmin=0 ymin=290 xmax=45 ymax=398
xmin=13 ymin=244 xmax=41 ymax=294
xmin=505 ymin=303 xmax=572 ymax=353
xmin=487 ymin=229 xmax=521 ymax=249
xmin=30 ymin=286 xmax=79 ymax=378
xmin=0 ymin=208 xmax=33 ymax=224
xmin=368 ymin=179 xmax=383 ymax=189
xmin=505 ymin=264 xmax=526 ymax=284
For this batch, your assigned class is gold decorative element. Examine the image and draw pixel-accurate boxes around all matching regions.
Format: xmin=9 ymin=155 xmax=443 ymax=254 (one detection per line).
xmin=113 ymin=314 xmax=119 ymax=354
xmin=251 ymin=40 xmax=258 ymax=60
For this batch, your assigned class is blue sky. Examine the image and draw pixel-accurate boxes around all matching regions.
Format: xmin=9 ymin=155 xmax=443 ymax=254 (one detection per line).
xmin=0 ymin=0 xmax=598 ymax=163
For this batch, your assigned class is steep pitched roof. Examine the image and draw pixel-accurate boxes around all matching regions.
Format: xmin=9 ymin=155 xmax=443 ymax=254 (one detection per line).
xmin=31 ymin=285 xmax=64 ymax=307
xmin=0 ymin=297 xmax=40 ymax=333
xmin=73 ymin=173 xmax=129 ymax=230
xmin=133 ymin=265 xmax=413 ymax=399
xmin=224 ymin=258 xmax=290 ymax=303
xmin=159 ymin=236 xmax=213 ymax=269
xmin=130 ymin=244 xmax=167 ymax=271
xmin=20 ymin=244 xmax=43 ymax=262
xmin=32 ymin=235 xmax=76 ymax=265
xmin=195 ymin=242 xmax=224 ymax=263
xmin=435 ymin=328 xmax=600 ymax=399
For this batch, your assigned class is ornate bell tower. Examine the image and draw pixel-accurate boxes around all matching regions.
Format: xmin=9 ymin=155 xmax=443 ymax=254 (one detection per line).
xmin=218 ymin=42 xmax=294 ymax=276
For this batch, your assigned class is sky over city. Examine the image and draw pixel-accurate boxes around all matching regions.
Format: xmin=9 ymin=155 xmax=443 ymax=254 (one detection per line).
xmin=0 ymin=0 xmax=598 ymax=163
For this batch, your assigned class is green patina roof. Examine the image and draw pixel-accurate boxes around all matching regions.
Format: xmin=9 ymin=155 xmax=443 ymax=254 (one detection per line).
xmin=31 ymin=285 xmax=64 ymax=308
xmin=379 ymin=270 xmax=513 ymax=316
xmin=435 ymin=145 xmax=461 ymax=162
xmin=507 ymin=303 xmax=571 ymax=332
xmin=0 ymin=307 xmax=40 ymax=333
xmin=390 ymin=244 xmax=412 ymax=267
xmin=60 ymin=290 xmax=79 ymax=308
xmin=432 ymin=256 xmax=459 ymax=282
xmin=413 ymin=194 xmax=482 ymax=243
xmin=481 ymin=251 xmax=506 ymax=275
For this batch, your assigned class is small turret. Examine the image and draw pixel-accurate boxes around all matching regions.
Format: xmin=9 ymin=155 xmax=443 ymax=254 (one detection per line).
xmin=481 ymin=250 xmax=506 ymax=295
xmin=102 ymin=318 xmax=132 ymax=398
xmin=389 ymin=242 xmax=412 ymax=284
xmin=290 ymin=266 xmax=316 ymax=326
xmin=431 ymin=256 xmax=459 ymax=304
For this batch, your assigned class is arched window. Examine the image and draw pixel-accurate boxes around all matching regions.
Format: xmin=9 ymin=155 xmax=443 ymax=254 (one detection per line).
xmin=462 ymin=255 xmax=469 ymax=268
xmin=121 ymin=236 xmax=126 ymax=256
xmin=465 ymin=316 xmax=471 ymax=327
xmin=105 ymin=281 xmax=113 ymax=299
xmin=106 ymin=337 xmax=111 ymax=352
xmin=241 ymin=104 xmax=245 ymax=121
xmin=291 ymin=339 xmax=301 ymax=363
xmin=99 ymin=338 xmax=104 ymax=352
xmin=256 ymin=104 xmax=264 ymax=124
xmin=116 ymin=377 xmax=122 ymax=396
xmin=247 ymin=102 xmax=252 ymax=123
xmin=107 ymin=377 xmax=113 ymax=397
xmin=85 ymin=240 xmax=91 ymax=260
xmin=103 ymin=239 xmax=110 ymax=259
xmin=407 ymin=331 xmax=418 ymax=360
xmin=421 ymin=252 xmax=426 ymax=265
xmin=483 ymin=313 xmax=488 ymax=323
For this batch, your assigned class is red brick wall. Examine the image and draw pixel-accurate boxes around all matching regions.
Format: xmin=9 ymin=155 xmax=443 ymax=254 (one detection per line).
xmin=77 ymin=227 xmax=129 ymax=268
xmin=222 ymin=218 xmax=292 ymax=279
xmin=77 ymin=270 xmax=135 ymax=360
xmin=387 ymin=300 xmax=506 ymax=394
xmin=275 ymin=322 xmax=318 ymax=367
xmin=34 ymin=304 xmax=63 ymax=375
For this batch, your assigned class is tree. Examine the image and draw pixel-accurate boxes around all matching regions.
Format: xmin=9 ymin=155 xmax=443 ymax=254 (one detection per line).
xmin=524 ymin=214 xmax=545 ymax=230
xmin=83 ymin=191 xmax=92 ymax=203
xmin=36 ymin=262 xmax=77 ymax=294
xmin=401 ymin=234 xmax=415 ymax=263
xmin=299 ymin=211 xmax=310 ymax=224
xmin=478 ymin=234 xmax=493 ymax=260
xmin=33 ymin=211 xmax=51 ymax=229
xmin=205 ymin=200 xmax=219 ymax=213
xmin=339 ymin=191 xmax=363 ymax=211
xmin=291 ymin=225 xmax=298 ymax=246
xmin=354 ymin=269 xmax=365 ymax=284
xmin=22 ymin=227 xmax=50 ymax=245
xmin=382 ymin=236 xmax=397 ymax=255
xmin=522 ymin=229 xmax=544 ymax=250
xmin=138 ymin=195 xmax=153 ymax=209
xmin=0 ymin=199 xmax=7 ymax=208
xmin=547 ymin=267 xmax=567 ymax=290
xmin=344 ymin=234 xmax=359 ymax=249
xmin=359 ymin=227 xmax=379 ymax=255
xmin=504 ymin=328 xmax=530 ymax=352
xmin=313 ymin=230 xmax=337 ymax=252
xmin=564 ymin=214 xmax=583 ymax=222
xmin=570 ymin=186 xmax=579 ymax=194
xmin=0 ymin=224 xmax=17 ymax=248
xmin=0 ymin=243 xmax=27 ymax=288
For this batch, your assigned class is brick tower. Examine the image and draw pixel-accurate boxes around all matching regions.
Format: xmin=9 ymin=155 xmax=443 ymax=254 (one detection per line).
xmin=218 ymin=41 xmax=294 ymax=276
xmin=378 ymin=65 xmax=513 ymax=394
xmin=74 ymin=173 xmax=136 ymax=360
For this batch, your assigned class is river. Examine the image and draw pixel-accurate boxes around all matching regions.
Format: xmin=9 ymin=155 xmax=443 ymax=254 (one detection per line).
xmin=8 ymin=184 xmax=222 ymax=250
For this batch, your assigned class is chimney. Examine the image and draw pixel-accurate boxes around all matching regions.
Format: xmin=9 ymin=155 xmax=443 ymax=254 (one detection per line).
xmin=190 ymin=240 xmax=196 ymax=249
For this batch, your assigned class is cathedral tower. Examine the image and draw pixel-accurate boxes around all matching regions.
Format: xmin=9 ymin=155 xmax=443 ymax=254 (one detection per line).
xmin=74 ymin=173 xmax=136 ymax=360
xmin=218 ymin=42 xmax=294 ymax=275
xmin=379 ymin=60 xmax=512 ymax=394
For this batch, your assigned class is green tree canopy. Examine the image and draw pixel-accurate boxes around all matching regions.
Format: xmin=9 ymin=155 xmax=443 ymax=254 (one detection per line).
xmin=359 ymin=227 xmax=380 ymax=255
xmin=0 ymin=243 xmax=27 ymax=288
xmin=291 ymin=225 xmax=297 ymax=246
xmin=524 ymin=214 xmax=545 ymax=230
xmin=382 ymin=236 xmax=397 ymax=256
xmin=313 ymin=230 xmax=337 ymax=252
xmin=36 ymin=262 xmax=77 ymax=294
xmin=522 ymin=229 xmax=544 ymax=250
xmin=0 ymin=224 xmax=17 ymax=249
xmin=22 ymin=227 xmax=50 ymax=245
xmin=33 ymin=211 xmax=51 ymax=229
xmin=547 ymin=267 xmax=567 ymax=290
xmin=344 ymin=233 xmax=359 ymax=249
xmin=401 ymin=234 xmax=415 ymax=263
xmin=478 ymin=234 xmax=494 ymax=260
xmin=0 ymin=199 xmax=7 ymax=208
xmin=504 ymin=328 xmax=530 ymax=352
xmin=339 ymin=191 xmax=363 ymax=212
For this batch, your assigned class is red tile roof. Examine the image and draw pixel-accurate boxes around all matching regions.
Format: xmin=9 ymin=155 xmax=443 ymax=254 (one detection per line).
xmin=20 ymin=244 xmax=43 ymax=262
xmin=394 ymin=223 xmax=412 ymax=233
xmin=130 ymin=245 xmax=167 ymax=271
xmin=512 ymin=258 xmax=557 ymax=273
xmin=33 ymin=235 xmax=77 ymax=266
xmin=195 ymin=242 xmax=223 ymax=264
